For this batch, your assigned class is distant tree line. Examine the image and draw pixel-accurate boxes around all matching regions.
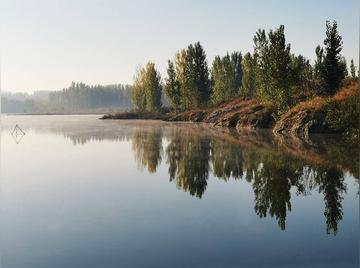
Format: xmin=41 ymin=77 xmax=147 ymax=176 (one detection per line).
xmin=2 ymin=82 xmax=132 ymax=113
xmin=49 ymin=82 xmax=132 ymax=112
xmin=131 ymin=21 xmax=357 ymax=117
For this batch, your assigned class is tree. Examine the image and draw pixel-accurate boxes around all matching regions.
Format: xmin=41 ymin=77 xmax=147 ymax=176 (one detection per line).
xmin=317 ymin=21 xmax=347 ymax=95
xmin=173 ymin=43 xmax=211 ymax=110
xmin=253 ymin=25 xmax=292 ymax=115
xmin=164 ymin=60 xmax=181 ymax=111
xmin=253 ymin=29 xmax=269 ymax=102
xmin=144 ymin=62 xmax=162 ymax=112
xmin=241 ymin=52 xmax=256 ymax=97
xmin=131 ymin=66 xmax=147 ymax=111
xmin=350 ymin=59 xmax=357 ymax=79
xmin=187 ymin=42 xmax=211 ymax=106
xmin=211 ymin=52 xmax=243 ymax=104
xmin=314 ymin=45 xmax=324 ymax=80
xmin=289 ymin=54 xmax=316 ymax=101
xmin=131 ymin=62 xmax=162 ymax=112
xmin=183 ymin=42 xmax=210 ymax=109
xmin=175 ymin=49 xmax=193 ymax=110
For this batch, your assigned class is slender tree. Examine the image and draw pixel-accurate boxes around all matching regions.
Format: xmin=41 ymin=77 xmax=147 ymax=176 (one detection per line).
xmin=185 ymin=42 xmax=211 ymax=108
xmin=289 ymin=54 xmax=316 ymax=101
xmin=241 ymin=52 xmax=256 ymax=97
xmin=131 ymin=62 xmax=162 ymax=112
xmin=318 ymin=21 xmax=347 ymax=95
xmin=131 ymin=66 xmax=147 ymax=112
xmin=253 ymin=25 xmax=292 ymax=115
xmin=144 ymin=62 xmax=162 ymax=112
xmin=164 ymin=60 xmax=181 ymax=111
xmin=350 ymin=59 xmax=357 ymax=79
xmin=175 ymin=49 xmax=193 ymax=110
xmin=211 ymin=52 xmax=243 ymax=104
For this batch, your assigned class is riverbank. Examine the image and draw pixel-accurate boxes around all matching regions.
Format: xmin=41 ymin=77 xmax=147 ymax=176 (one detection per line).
xmin=101 ymin=97 xmax=274 ymax=129
xmin=273 ymin=81 xmax=359 ymax=139
xmin=102 ymin=81 xmax=359 ymax=139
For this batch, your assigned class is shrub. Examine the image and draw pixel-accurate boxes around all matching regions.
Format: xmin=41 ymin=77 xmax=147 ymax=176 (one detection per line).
xmin=325 ymin=94 xmax=359 ymax=134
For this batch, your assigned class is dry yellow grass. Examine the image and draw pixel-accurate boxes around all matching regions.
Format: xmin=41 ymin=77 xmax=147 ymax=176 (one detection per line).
xmin=333 ymin=81 xmax=358 ymax=101
xmin=282 ymin=81 xmax=359 ymax=118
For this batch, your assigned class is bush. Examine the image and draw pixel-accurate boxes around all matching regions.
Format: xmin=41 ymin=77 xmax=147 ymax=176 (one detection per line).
xmin=325 ymin=94 xmax=359 ymax=134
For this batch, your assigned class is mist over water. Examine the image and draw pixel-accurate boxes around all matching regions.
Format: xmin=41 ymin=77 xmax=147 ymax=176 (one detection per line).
xmin=0 ymin=115 xmax=358 ymax=268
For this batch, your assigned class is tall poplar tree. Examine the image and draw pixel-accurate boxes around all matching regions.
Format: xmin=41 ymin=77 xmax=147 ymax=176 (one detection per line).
xmin=164 ymin=60 xmax=181 ymax=111
xmin=253 ymin=25 xmax=292 ymax=114
xmin=211 ymin=51 xmax=243 ymax=104
xmin=241 ymin=52 xmax=256 ymax=97
xmin=131 ymin=66 xmax=147 ymax=112
xmin=350 ymin=59 xmax=357 ymax=79
xmin=144 ymin=62 xmax=162 ymax=112
xmin=131 ymin=62 xmax=162 ymax=112
xmin=318 ymin=21 xmax=347 ymax=95
xmin=185 ymin=42 xmax=211 ymax=107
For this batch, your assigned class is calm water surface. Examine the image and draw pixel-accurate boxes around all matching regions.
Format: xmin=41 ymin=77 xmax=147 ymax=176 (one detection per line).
xmin=1 ymin=115 xmax=358 ymax=268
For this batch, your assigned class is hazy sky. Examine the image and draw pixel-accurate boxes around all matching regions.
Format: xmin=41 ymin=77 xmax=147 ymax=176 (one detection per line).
xmin=1 ymin=0 xmax=359 ymax=92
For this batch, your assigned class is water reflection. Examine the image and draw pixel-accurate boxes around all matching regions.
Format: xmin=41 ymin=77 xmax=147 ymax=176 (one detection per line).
xmin=128 ymin=124 xmax=355 ymax=235
xmin=2 ymin=117 xmax=357 ymax=235
xmin=165 ymin=128 xmax=211 ymax=198
xmin=132 ymin=128 xmax=163 ymax=173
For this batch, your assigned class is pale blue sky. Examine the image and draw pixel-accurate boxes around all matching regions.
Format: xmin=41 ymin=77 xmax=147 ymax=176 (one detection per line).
xmin=1 ymin=0 xmax=359 ymax=92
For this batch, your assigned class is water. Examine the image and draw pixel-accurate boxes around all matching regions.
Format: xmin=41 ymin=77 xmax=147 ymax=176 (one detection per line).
xmin=0 ymin=115 xmax=358 ymax=268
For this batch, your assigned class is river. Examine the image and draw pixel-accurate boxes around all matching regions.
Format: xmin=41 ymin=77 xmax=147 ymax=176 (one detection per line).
xmin=0 ymin=115 xmax=358 ymax=268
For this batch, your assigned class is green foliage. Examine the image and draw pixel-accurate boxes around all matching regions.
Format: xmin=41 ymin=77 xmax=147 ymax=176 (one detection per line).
xmin=164 ymin=60 xmax=181 ymax=111
xmin=144 ymin=63 xmax=162 ymax=112
xmin=132 ymin=67 xmax=147 ymax=111
xmin=131 ymin=62 xmax=162 ymax=112
xmin=165 ymin=42 xmax=210 ymax=111
xmin=253 ymin=25 xmax=292 ymax=116
xmin=211 ymin=51 xmax=243 ymax=104
xmin=316 ymin=21 xmax=347 ymax=95
xmin=175 ymin=49 xmax=196 ymax=110
xmin=325 ymin=94 xmax=359 ymax=134
xmin=241 ymin=52 xmax=256 ymax=97
xmin=289 ymin=54 xmax=317 ymax=101
xmin=184 ymin=42 xmax=211 ymax=108
xmin=188 ymin=42 xmax=211 ymax=106
xmin=3 ymin=82 xmax=132 ymax=113
xmin=350 ymin=59 xmax=357 ymax=79
xmin=135 ymin=20 xmax=350 ymax=121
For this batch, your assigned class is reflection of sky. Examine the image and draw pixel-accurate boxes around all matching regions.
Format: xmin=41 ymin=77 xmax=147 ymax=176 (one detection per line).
xmin=0 ymin=115 xmax=358 ymax=268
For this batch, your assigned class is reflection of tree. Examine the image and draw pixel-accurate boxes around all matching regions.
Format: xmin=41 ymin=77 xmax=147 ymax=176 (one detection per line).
xmin=242 ymin=150 xmax=262 ymax=183
xmin=14 ymin=117 xmax=355 ymax=234
xmin=132 ymin=128 xmax=163 ymax=173
xmin=163 ymin=127 xmax=349 ymax=234
xmin=120 ymin=124 xmax=354 ymax=233
xmin=250 ymin=152 xmax=304 ymax=230
xmin=315 ymin=167 xmax=346 ymax=235
xmin=166 ymin=129 xmax=211 ymax=198
xmin=211 ymin=140 xmax=243 ymax=180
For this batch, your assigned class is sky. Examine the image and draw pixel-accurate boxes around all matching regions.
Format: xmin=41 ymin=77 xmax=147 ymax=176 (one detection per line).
xmin=1 ymin=0 xmax=359 ymax=92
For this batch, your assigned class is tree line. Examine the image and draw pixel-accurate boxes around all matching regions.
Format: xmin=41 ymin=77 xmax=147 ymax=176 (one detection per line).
xmin=2 ymin=82 xmax=132 ymax=113
xmin=49 ymin=82 xmax=132 ymax=112
xmin=132 ymin=21 xmax=357 ymax=117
